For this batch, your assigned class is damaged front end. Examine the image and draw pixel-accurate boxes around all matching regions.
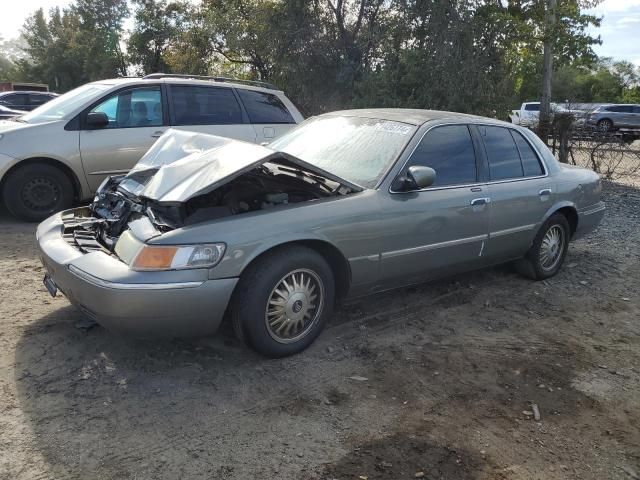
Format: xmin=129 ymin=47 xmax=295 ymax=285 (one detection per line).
xmin=63 ymin=130 xmax=361 ymax=257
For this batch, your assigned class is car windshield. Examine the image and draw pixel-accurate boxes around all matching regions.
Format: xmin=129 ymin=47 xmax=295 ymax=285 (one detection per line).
xmin=20 ymin=83 xmax=111 ymax=124
xmin=269 ymin=115 xmax=416 ymax=188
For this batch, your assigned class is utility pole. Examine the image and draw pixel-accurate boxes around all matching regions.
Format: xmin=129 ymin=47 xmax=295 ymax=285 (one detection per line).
xmin=539 ymin=0 xmax=557 ymax=142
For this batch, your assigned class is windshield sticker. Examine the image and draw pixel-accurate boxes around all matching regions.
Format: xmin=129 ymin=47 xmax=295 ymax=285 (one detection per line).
xmin=373 ymin=122 xmax=413 ymax=135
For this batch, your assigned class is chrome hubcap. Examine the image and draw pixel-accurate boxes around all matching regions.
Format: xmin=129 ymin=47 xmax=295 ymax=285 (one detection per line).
xmin=265 ymin=269 xmax=324 ymax=344
xmin=540 ymin=225 xmax=564 ymax=270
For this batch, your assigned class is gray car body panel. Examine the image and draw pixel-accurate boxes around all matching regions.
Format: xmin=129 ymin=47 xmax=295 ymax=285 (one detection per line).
xmin=37 ymin=109 xmax=604 ymax=335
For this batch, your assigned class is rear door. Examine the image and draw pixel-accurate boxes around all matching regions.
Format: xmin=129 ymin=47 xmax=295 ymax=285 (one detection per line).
xmin=236 ymin=89 xmax=298 ymax=143
xmin=619 ymin=105 xmax=635 ymax=127
xmin=632 ymin=106 xmax=640 ymax=128
xmin=605 ymin=105 xmax=629 ymax=127
xmin=478 ymin=126 xmax=553 ymax=261
xmin=79 ymin=85 xmax=167 ymax=190
xmin=167 ymin=84 xmax=257 ymax=143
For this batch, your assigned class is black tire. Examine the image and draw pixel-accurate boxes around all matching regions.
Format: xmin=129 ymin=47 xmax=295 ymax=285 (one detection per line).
xmin=2 ymin=163 xmax=74 ymax=222
xmin=517 ymin=213 xmax=570 ymax=280
xmin=597 ymin=118 xmax=613 ymax=132
xmin=230 ymin=245 xmax=335 ymax=358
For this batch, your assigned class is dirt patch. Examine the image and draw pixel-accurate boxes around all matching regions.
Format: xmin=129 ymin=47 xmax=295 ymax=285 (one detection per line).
xmin=1 ymin=181 xmax=640 ymax=480
xmin=322 ymin=433 xmax=492 ymax=480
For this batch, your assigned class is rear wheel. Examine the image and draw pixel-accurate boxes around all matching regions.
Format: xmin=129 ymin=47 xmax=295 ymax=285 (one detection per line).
xmin=517 ymin=213 xmax=570 ymax=280
xmin=2 ymin=163 xmax=74 ymax=222
xmin=230 ymin=245 xmax=334 ymax=357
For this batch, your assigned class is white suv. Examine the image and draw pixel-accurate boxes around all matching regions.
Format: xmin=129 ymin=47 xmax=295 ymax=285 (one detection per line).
xmin=0 ymin=74 xmax=303 ymax=221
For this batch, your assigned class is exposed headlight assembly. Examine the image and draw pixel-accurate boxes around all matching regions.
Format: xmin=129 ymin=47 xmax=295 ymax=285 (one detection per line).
xmin=131 ymin=243 xmax=226 ymax=271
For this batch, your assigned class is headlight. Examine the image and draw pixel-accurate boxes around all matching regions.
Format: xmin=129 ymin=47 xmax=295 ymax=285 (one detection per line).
xmin=131 ymin=243 xmax=226 ymax=271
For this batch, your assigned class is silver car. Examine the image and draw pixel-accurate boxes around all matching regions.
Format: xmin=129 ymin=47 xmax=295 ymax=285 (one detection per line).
xmin=37 ymin=109 xmax=605 ymax=357
xmin=0 ymin=75 xmax=302 ymax=222
xmin=586 ymin=104 xmax=640 ymax=132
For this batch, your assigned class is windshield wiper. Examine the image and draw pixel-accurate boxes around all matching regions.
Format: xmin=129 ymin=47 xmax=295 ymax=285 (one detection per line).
xmin=276 ymin=165 xmax=334 ymax=193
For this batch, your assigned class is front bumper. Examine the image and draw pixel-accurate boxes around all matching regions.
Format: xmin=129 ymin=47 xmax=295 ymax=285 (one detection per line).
xmin=37 ymin=211 xmax=238 ymax=337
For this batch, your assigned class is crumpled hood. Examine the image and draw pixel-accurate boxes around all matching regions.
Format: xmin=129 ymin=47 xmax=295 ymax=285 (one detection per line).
xmin=118 ymin=129 xmax=362 ymax=204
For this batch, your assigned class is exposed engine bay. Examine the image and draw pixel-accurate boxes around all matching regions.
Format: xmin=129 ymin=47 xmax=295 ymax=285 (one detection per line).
xmin=69 ymin=161 xmax=355 ymax=253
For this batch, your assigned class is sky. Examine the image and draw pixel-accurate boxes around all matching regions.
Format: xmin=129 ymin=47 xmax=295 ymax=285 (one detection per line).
xmin=0 ymin=0 xmax=639 ymax=65
xmin=587 ymin=0 xmax=640 ymax=65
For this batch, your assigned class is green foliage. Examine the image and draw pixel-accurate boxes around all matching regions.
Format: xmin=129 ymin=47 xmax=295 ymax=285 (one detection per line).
xmin=8 ymin=0 xmax=637 ymax=115
xmin=551 ymin=59 xmax=640 ymax=103
xmin=18 ymin=0 xmax=128 ymax=92
xmin=127 ymin=0 xmax=190 ymax=75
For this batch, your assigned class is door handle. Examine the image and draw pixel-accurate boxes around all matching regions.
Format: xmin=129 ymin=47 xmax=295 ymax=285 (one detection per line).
xmin=471 ymin=197 xmax=491 ymax=206
xmin=151 ymin=130 xmax=165 ymax=138
xmin=539 ymin=188 xmax=552 ymax=196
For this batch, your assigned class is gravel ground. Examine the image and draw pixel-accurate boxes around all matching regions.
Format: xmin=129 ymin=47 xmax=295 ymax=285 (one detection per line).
xmin=0 ymin=180 xmax=638 ymax=480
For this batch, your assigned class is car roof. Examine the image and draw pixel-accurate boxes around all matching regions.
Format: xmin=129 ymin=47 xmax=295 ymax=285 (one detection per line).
xmin=598 ymin=103 xmax=639 ymax=107
xmin=91 ymin=77 xmax=283 ymax=94
xmin=322 ymin=108 xmax=507 ymax=127
xmin=0 ymin=90 xmax=56 ymax=95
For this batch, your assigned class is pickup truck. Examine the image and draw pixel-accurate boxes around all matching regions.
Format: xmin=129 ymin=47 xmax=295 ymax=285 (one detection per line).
xmin=508 ymin=102 xmax=584 ymax=127
xmin=508 ymin=102 xmax=543 ymax=127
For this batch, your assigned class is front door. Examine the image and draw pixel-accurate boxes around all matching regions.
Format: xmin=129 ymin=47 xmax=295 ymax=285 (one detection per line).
xmin=79 ymin=85 xmax=166 ymax=191
xmin=378 ymin=124 xmax=490 ymax=287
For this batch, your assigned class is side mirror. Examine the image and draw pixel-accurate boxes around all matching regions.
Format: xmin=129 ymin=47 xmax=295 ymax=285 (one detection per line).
xmin=407 ymin=166 xmax=436 ymax=189
xmin=86 ymin=112 xmax=109 ymax=128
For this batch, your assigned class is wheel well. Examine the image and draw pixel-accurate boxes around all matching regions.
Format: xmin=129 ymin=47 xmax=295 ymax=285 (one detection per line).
xmin=0 ymin=157 xmax=82 ymax=201
xmin=597 ymin=117 xmax=612 ymax=125
xmin=556 ymin=206 xmax=578 ymax=236
xmin=247 ymin=240 xmax=352 ymax=301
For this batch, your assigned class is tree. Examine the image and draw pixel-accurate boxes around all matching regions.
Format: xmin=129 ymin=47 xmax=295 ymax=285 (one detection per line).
xmin=18 ymin=0 xmax=128 ymax=91
xmin=128 ymin=0 xmax=190 ymax=75
xmin=503 ymin=0 xmax=602 ymax=104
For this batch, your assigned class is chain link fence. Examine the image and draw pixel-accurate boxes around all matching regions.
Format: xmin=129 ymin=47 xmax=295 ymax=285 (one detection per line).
xmin=543 ymin=114 xmax=640 ymax=183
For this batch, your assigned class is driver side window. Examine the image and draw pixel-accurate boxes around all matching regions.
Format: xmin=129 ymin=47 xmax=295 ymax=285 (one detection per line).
xmin=406 ymin=125 xmax=478 ymax=187
xmin=89 ymin=87 xmax=163 ymax=129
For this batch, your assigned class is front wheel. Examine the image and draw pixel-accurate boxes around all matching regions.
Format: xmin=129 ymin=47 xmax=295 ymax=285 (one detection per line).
xmin=230 ymin=245 xmax=335 ymax=357
xmin=2 ymin=163 xmax=74 ymax=222
xmin=517 ymin=213 xmax=570 ymax=280
xmin=597 ymin=118 xmax=613 ymax=132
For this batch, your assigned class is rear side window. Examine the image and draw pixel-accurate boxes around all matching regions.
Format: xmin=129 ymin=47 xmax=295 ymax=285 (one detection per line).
xmin=606 ymin=105 xmax=632 ymax=113
xmin=406 ymin=125 xmax=477 ymax=187
xmin=236 ymin=89 xmax=294 ymax=124
xmin=170 ymin=85 xmax=243 ymax=125
xmin=481 ymin=126 xmax=523 ymax=180
xmin=512 ymin=131 xmax=543 ymax=176
xmin=634 ymin=106 xmax=640 ymax=113
xmin=29 ymin=94 xmax=51 ymax=107
xmin=0 ymin=93 xmax=28 ymax=109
